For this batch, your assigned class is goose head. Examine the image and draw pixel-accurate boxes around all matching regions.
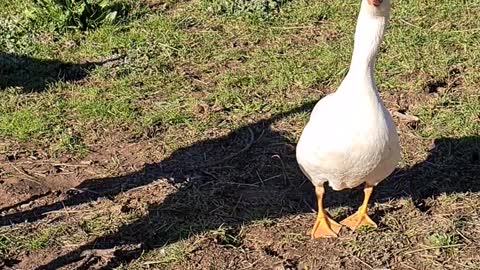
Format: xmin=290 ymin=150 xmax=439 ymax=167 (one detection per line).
xmin=363 ymin=0 xmax=391 ymax=17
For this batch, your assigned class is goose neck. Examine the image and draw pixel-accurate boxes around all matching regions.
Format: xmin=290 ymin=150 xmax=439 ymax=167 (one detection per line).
xmin=348 ymin=1 xmax=390 ymax=77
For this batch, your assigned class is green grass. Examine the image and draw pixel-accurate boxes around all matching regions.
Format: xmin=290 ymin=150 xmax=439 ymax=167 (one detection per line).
xmin=120 ymin=241 xmax=191 ymax=269
xmin=415 ymin=94 xmax=480 ymax=138
xmin=28 ymin=228 xmax=56 ymax=250
xmin=1 ymin=0 xmax=478 ymax=155
xmin=0 ymin=108 xmax=48 ymax=140
xmin=0 ymin=233 xmax=15 ymax=255
xmin=0 ymin=225 xmax=66 ymax=256
xmin=208 ymin=225 xmax=244 ymax=248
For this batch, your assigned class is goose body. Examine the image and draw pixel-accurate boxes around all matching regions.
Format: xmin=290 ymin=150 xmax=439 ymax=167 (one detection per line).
xmin=296 ymin=0 xmax=400 ymax=238
xmin=296 ymin=63 xmax=400 ymax=191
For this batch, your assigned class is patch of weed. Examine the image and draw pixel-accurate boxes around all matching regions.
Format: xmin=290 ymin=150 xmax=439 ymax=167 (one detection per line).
xmin=79 ymin=216 xmax=104 ymax=235
xmin=426 ymin=232 xmax=459 ymax=248
xmin=156 ymin=242 xmax=191 ymax=266
xmin=210 ymin=225 xmax=244 ymax=248
xmin=26 ymin=0 xmax=130 ymax=32
xmin=123 ymin=241 xmax=191 ymax=269
xmin=28 ymin=229 xmax=55 ymax=250
xmin=54 ymin=128 xmax=88 ymax=156
xmin=0 ymin=233 xmax=15 ymax=255
xmin=202 ymin=0 xmax=292 ymax=21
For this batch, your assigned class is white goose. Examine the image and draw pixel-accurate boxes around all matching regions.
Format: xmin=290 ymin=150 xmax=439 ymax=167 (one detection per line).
xmin=296 ymin=0 xmax=400 ymax=238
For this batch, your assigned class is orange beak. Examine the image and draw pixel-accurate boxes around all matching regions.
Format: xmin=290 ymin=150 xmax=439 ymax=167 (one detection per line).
xmin=367 ymin=0 xmax=382 ymax=6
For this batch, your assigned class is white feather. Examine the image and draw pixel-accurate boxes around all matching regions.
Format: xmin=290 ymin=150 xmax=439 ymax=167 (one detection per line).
xmin=296 ymin=0 xmax=400 ymax=191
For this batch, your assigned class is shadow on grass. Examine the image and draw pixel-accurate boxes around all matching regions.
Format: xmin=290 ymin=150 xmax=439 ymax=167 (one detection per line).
xmin=1 ymin=100 xmax=478 ymax=269
xmin=376 ymin=135 xmax=480 ymax=213
xmin=0 ymin=52 xmax=121 ymax=92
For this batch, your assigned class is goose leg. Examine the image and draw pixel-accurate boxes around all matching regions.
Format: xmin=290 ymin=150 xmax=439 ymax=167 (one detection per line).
xmin=340 ymin=183 xmax=377 ymax=230
xmin=311 ymin=185 xmax=342 ymax=239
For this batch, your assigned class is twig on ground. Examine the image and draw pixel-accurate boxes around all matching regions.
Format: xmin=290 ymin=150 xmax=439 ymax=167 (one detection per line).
xmin=80 ymin=248 xmax=117 ymax=258
xmin=400 ymin=262 xmax=419 ymax=270
xmin=392 ymin=111 xmax=419 ymax=122
xmin=351 ymin=255 xmax=373 ymax=269
xmin=9 ymin=164 xmax=44 ymax=186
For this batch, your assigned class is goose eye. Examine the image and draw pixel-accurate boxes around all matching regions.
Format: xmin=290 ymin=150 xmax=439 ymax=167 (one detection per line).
xmin=367 ymin=0 xmax=382 ymax=6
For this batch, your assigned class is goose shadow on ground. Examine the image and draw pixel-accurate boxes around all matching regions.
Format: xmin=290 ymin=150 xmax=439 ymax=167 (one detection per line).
xmin=0 ymin=101 xmax=316 ymax=227
xmin=1 ymin=101 xmax=478 ymax=269
xmin=0 ymin=52 xmax=121 ymax=92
